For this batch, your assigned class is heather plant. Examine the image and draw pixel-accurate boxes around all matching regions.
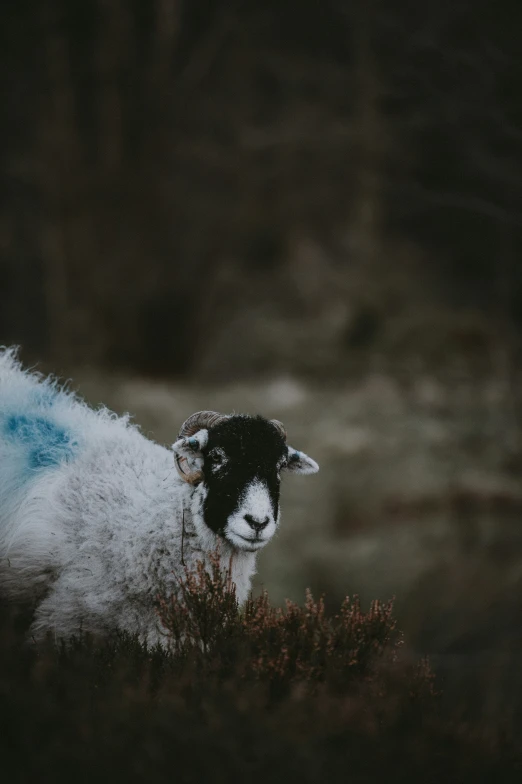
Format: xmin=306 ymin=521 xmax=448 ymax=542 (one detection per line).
xmin=156 ymin=550 xmax=431 ymax=703
xmin=0 ymin=556 xmax=519 ymax=783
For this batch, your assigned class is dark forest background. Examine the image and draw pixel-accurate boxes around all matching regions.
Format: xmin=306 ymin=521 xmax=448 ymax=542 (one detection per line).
xmin=1 ymin=0 xmax=522 ymax=379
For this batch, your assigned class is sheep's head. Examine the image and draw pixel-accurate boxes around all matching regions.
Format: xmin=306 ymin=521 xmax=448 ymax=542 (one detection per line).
xmin=172 ymin=411 xmax=318 ymax=552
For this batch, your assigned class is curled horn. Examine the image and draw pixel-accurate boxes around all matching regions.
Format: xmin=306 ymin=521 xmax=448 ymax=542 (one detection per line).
xmin=178 ymin=410 xmax=230 ymax=439
xmin=174 ymin=411 xmax=230 ymax=484
xmin=270 ymin=419 xmax=287 ymax=441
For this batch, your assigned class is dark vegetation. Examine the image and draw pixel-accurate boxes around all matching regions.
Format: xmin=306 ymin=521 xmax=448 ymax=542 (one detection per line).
xmin=1 ymin=0 xmax=521 ymax=378
xmin=1 ymin=555 xmax=521 ymax=783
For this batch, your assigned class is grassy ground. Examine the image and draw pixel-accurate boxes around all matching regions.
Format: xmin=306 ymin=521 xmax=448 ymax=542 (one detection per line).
xmin=1 ymin=557 xmax=521 ymax=783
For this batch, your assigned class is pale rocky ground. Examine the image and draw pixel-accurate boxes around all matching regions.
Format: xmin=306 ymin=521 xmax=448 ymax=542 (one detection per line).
xmin=74 ymin=370 xmax=522 ymax=660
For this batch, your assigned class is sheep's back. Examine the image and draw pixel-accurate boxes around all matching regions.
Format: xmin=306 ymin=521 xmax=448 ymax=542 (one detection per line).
xmin=0 ymin=348 xmax=177 ymax=602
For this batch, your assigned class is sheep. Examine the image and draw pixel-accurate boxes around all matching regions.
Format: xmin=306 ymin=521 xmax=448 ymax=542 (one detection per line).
xmin=0 ymin=348 xmax=319 ymax=645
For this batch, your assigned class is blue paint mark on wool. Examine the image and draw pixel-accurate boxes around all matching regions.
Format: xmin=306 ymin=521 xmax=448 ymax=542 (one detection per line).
xmin=4 ymin=414 xmax=77 ymax=469
xmin=30 ymin=386 xmax=58 ymax=409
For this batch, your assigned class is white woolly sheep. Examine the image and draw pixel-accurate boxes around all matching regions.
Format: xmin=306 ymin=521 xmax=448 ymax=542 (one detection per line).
xmin=0 ymin=348 xmax=319 ymax=645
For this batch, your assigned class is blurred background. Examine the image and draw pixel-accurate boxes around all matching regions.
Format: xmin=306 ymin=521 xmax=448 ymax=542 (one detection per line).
xmin=1 ymin=0 xmax=522 ymax=701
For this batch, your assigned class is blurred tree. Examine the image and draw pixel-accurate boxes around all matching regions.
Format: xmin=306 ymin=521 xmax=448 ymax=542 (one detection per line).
xmin=0 ymin=0 xmax=520 ymax=377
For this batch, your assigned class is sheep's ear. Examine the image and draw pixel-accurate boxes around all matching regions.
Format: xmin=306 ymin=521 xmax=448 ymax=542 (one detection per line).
xmin=172 ymin=428 xmax=208 ymax=457
xmin=284 ymin=446 xmax=319 ymax=475
xmin=172 ymin=429 xmax=208 ymax=484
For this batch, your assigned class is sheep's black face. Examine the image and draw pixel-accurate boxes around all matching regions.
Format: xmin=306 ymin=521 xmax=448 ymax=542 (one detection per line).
xmin=173 ymin=413 xmax=319 ymax=553
xmin=201 ymin=416 xmax=286 ymax=551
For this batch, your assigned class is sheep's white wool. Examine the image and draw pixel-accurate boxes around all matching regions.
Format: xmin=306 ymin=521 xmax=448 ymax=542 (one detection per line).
xmin=0 ymin=348 xmax=258 ymax=645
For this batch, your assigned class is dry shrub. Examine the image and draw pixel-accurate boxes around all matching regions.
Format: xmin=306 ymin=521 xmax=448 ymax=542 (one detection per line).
xmin=156 ymin=551 xmax=412 ymax=694
xmin=0 ymin=556 xmax=519 ymax=783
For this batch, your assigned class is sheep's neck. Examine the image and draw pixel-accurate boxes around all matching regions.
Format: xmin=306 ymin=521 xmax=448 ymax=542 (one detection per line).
xmin=180 ymin=501 xmax=257 ymax=604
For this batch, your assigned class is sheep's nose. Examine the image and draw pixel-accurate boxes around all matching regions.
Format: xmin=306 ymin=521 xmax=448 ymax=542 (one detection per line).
xmin=244 ymin=514 xmax=270 ymax=533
